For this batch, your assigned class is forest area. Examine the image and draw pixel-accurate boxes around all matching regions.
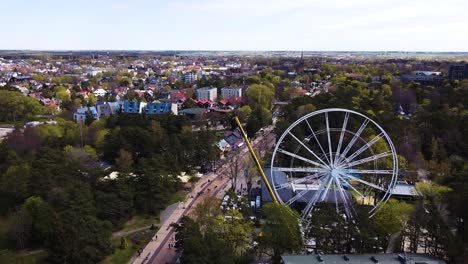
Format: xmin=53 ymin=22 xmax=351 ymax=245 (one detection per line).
xmin=0 ymin=112 xmax=220 ymax=263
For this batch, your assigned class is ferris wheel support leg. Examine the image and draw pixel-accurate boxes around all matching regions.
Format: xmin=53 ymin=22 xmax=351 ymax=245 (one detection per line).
xmin=234 ymin=116 xmax=278 ymax=203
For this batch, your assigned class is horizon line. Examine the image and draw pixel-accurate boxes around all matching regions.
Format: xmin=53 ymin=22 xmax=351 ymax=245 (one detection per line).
xmin=1 ymin=49 xmax=468 ymax=54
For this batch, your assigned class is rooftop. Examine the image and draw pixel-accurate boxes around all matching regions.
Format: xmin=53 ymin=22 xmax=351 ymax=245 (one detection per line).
xmin=282 ymin=253 xmax=445 ymax=264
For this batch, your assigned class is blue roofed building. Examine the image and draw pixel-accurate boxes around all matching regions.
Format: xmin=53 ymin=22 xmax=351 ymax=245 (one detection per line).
xmin=145 ymin=102 xmax=178 ymax=115
xmin=122 ymin=101 xmax=147 ymax=114
xmin=96 ymin=101 xmax=121 ymax=118
xmin=390 ymin=180 xmax=419 ymax=202
xmin=73 ymin=106 xmax=99 ymax=123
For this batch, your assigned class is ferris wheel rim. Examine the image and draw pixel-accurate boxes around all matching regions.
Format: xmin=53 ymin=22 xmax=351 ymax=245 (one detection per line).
xmin=270 ymin=108 xmax=398 ymax=219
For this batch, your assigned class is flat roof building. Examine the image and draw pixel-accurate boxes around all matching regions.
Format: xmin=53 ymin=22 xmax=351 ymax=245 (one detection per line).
xmin=196 ymin=86 xmax=217 ymax=101
xmin=221 ymin=86 xmax=242 ymax=99
xmin=448 ymin=64 xmax=468 ymax=80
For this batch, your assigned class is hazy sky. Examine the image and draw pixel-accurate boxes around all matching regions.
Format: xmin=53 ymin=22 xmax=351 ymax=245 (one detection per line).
xmin=1 ymin=0 xmax=467 ymax=51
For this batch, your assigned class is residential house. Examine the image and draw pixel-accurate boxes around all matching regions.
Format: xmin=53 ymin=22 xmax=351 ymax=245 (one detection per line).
xmin=216 ymin=139 xmax=230 ymax=152
xmin=145 ymin=102 xmax=178 ymax=115
xmin=223 ymin=128 xmax=244 ymax=148
xmin=74 ymin=106 xmax=99 ymax=123
xmin=179 ymin=108 xmax=208 ymax=121
xmin=93 ymin=88 xmax=107 ymax=97
xmin=169 ymin=90 xmax=187 ymax=109
xmin=96 ymin=102 xmax=120 ymax=118
xmin=121 ymin=101 xmax=147 ymax=114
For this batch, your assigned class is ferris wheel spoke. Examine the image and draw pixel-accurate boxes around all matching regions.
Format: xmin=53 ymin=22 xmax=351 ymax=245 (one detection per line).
xmin=338 ymin=172 xmax=387 ymax=192
xmin=304 ymin=119 xmax=332 ymax=165
xmin=271 ymin=167 xmax=327 ymax=173
xmin=325 ymin=112 xmax=334 ymax=165
xmin=288 ymin=132 xmax=330 ymax=168
xmin=334 ymin=112 xmax=350 ymax=165
xmin=341 ymin=151 xmax=392 ymax=168
xmin=275 ymin=173 xmax=324 ymax=190
xmin=276 ymin=148 xmax=328 ymax=169
xmin=337 ymin=133 xmax=384 ymax=167
xmin=336 ymin=174 xmax=365 ymax=198
xmin=335 ymin=176 xmax=353 ymax=217
xmin=333 ymin=179 xmax=339 ymax=213
xmin=320 ymin=173 xmax=334 ymax=201
xmin=302 ymin=176 xmax=329 ymax=217
xmin=335 ymin=119 xmax=370 ymax=165
xmin=286 ymin=189 xmax=308 ymax=205
xmin=345 ymin=169 xmax=393 ymax=175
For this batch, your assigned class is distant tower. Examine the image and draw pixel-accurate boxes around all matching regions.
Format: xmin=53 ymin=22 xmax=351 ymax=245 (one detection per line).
xmin=297 ymin=50 xmax=304 ymax=68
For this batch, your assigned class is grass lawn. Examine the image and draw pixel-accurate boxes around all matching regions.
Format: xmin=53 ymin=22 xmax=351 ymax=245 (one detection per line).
xmin=168 ymin=190 xmax=187 ymax=204
xmin=117 ymin=190 xmax=186 ymax=233
xmin=119 ymin=215 xmax=159 ymax=233
xmin=101 ymin=229 xmax=157 ymax=264
xmin=0 ymin=249 xmax=47 ymax=264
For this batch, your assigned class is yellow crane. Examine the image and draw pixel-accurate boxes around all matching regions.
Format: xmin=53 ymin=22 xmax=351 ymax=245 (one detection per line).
xmin=233 ymin=116 xmax=278 ymax=204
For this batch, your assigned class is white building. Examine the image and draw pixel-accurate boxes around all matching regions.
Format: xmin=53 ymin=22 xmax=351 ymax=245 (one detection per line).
xmin=221 ymin=87 xmax=242 ymax=99
xmin=93 ymin=88 xmax=107 ymax=97
xmin=179 ymin=72 xmax=198 ymax=84
xmin=197 ymin=87 xmax=217 ymax=101
xmin=86 ymin=68 xmax=104 ymax=76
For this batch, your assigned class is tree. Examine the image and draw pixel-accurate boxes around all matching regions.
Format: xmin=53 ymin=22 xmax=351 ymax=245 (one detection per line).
xmin=226 ymin=148 xmax=243 ymax=192
xmin=237 ymin=105 xmax=252 ymax=122
xmin=46 ymin=184 xmax=113 ymax=264
xmin=246 ymin=84 xmax=274 ymax=110
xmin=0 ymin=164 xmax=31 ymax=202
xmin=9 ymin=207 xmax=32 ymax=250
xmin=22 ymin=196 xmax=54 ymax=245
xmin=116 ymin=149 xmax=134 ymax=173
xmin=295 ymin=103 xmax=316 ymax=118
xmin=246 ymin=107 xmax=271 ymax=137
xmin=174 ymin=216 xmax=235 ymax=264
xmin=120 ymin=237 xmax=129 ymax=249
xmin=47 ymin=213 xmax=113 ymax=264
xmin=0 ymin=90 xmax=44 ymax=122
xmin=373 ymin=199 xmax=413 ymax=245
xmin=118 ymin=77 xmax=132 ymax=87
xmin=212 ymin=209 xmax=253 ymax=255
xmin=173 ymin=198 xmax=254 ymax=264
xmin=96 ymin=178 xmax=134 ymax=227
xmin=88 ymin=93 xmax=97 ymax=106
xmin=55 ymin=91 xmax=71 ymax=103
xmin=259 ymin=203 xmax=303 ymax=263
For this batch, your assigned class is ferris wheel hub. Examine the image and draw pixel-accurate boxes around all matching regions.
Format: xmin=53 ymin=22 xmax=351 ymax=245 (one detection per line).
xmin=330 ymin=169 xmax=340 ymax=178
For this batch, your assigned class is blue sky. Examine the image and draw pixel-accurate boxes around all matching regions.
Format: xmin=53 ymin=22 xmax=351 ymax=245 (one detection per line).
xmin=1 ymin=0 xmax=467 ymax=51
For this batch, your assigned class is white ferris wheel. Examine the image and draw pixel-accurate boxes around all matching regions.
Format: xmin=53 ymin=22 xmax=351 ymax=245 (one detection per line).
xmin=270 ymin=108 xmax=398 ymax=221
